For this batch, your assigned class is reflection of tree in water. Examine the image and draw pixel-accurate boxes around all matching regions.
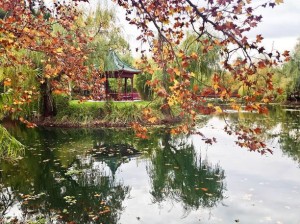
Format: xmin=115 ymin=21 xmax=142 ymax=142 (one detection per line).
xmin=0 ymin=125 xmax=131 ymax=224
xmin=219 ymin=105 xmax=300 ymax=162
xmin=277 ymin=109 xmax=300 ymax=164
xmin=147 ymin=133 xmax=226 ymax=213
xmin=0 ymin=122 xmax=227 ymax=222
xmin=0 ymin=186 xmax=16 ymax=217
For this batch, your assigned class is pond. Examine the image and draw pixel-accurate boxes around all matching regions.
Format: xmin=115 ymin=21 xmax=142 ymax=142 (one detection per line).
xmin=0 ymin=105 xmax=300 ymax=224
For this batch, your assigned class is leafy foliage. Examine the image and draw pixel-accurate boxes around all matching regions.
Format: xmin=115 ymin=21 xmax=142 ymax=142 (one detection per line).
xmin=134 ymin=72 xmax=153 ymax=100
xmin=0 ymin=125 xmax=24 ymax=159
xmin=283 ymin=38 xmax=300 ymax=97
xmin=115 ymin=0 xmax=289 ymax=151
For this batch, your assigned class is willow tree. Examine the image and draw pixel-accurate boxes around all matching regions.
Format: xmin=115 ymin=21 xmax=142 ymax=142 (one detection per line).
xmin=283 ymin=38 xmax=300 ymax=98
xmin=78 ymin=1 xmax=131 ymax=99
xmin=181 ymin=33 xmax=221 ymax=89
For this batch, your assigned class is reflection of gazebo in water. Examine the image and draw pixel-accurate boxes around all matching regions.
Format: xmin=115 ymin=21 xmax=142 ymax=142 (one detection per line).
xmin=100 ymin=50 xmax=141 ymax=101
xmin=91 ymin=143 xmax=141 ymax=176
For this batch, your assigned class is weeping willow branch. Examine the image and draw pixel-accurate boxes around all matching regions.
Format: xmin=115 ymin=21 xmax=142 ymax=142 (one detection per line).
xmin=0 ymin=125 xmax=24 ymax=159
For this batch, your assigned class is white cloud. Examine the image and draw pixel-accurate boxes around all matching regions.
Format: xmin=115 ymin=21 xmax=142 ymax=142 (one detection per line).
xmin=248 ymin=0 xmax=300 ymax=51
xmin=86 ymin=0 xmax=300 ymax=54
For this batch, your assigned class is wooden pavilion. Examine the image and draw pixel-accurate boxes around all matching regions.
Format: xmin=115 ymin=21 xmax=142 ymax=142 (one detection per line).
xmin=102 ymin=50 xmax=141 ymax=101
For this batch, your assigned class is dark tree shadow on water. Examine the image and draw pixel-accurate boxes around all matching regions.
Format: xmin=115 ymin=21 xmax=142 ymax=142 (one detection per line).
xmin=147 ymin=132 xmax=226 ymax=216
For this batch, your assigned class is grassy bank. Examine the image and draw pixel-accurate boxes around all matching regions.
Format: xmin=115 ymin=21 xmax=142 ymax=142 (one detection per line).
xmin=41 ymin=96 xmax=166 ymax=127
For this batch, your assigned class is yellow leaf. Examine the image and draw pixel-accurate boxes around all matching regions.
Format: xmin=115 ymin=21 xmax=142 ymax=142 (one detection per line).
xmin=174 ymin=68 xmax=180 ymax=76
xmin=148 ymin=117 xmax=158 ymax=124
xmin=177 ymin=52 xmax=184 ymax=58
xmin=275 ymin=0 xmax=283 ymax=4
xmin=214 ymin=106 xmax=223 ymax=114
xmin=45 ymin=64 xmax=52 ymax=70
xmin=55 ymin=48 xmax=63 ymax=53
xmin=190 ymin=72 xmax=195 ymax=77
xmin=8 ymin=33 xmax=15 ymax=38
xmin=185 ymin=6 xmax=192 ymax=12
xmin=262 ymin=98 xmax=269 ymax=103
xmin=23 ymin=27 xmax=30 ymax=32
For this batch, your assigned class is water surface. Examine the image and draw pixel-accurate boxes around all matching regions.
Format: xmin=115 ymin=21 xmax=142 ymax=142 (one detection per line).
xmin=1 ymin=105 xmax=300 ymax=224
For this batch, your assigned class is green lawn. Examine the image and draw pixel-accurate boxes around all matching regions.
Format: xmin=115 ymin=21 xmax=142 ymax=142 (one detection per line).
xmin=69 ymin=100 xmax=150 ymax=109
xmin=54 ymin=100 xmax=155 ymax=124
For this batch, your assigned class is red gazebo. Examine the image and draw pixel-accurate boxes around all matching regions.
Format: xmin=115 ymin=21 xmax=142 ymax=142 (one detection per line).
xmin=102 ymin=50 xmax=141 ymax=101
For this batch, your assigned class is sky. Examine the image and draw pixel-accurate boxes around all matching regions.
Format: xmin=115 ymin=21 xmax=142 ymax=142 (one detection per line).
xmin=248 ymin=0 xmax=300 ymax=53
xmin=86 ymin=0 xmax=300 ymax=56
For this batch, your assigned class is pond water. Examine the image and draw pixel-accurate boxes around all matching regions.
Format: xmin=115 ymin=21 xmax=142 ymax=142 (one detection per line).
xmin=0 ymin=105 xmax=300 ymax=224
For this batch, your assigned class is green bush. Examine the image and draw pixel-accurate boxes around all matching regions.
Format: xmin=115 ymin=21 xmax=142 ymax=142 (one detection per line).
xmin=54 ymin=94 xmax=69 ymax=112
xmin=103 ymin=103 xmax=142 ymax=123
xmin=134 ymin=72 xmax=153 ymax=100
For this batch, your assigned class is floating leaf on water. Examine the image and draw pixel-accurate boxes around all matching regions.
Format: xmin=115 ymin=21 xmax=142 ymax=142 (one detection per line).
xmin=64 ymin=195 xmax=77 ymax=205
xmin=63 ymin=209 xmax=69 ymax=214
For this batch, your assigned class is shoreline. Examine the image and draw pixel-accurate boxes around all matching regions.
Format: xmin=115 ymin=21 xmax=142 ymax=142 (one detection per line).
xmin=32 ymin=117 xmax=182 ymax=129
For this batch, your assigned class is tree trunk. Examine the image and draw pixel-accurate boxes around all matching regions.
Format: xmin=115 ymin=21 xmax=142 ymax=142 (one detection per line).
xmin=40 ymin=79 xmax=56 ymax=117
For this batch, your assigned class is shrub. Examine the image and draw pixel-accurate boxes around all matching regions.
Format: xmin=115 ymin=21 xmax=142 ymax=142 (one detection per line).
xmin=134 ymin=72 xmax=153 ymax=100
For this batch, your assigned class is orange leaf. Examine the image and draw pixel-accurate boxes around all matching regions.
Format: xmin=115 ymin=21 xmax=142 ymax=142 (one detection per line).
xmin=253 ymin=128 xmax=262 ymax=134
xmin=3 ymin=78 xmax=11 ymax=86
xmin=190 ymin=52 xmax=198 ymax=60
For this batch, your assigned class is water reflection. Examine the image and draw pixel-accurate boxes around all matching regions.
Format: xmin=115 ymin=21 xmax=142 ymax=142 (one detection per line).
xmin=147 ymin=133 xmax=225 ymax=212
xmin=0 ymin=126 xmax=132 ymax=223
xmin=277 ymin=107 xmax=300 ymax=164
xmin=1 ymin=105 xmax=300 ymax=223
xmin=217 ymin=105 xmax=300 ymax=157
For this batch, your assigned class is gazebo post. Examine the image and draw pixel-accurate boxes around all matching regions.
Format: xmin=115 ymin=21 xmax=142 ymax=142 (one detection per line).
xmin=124 ymin=77 xmax=127 ymax=99
xmin=105 ymin=73 xmax=108 ymax=100
xmin=130 ymin=77 xmax=133 ymax=100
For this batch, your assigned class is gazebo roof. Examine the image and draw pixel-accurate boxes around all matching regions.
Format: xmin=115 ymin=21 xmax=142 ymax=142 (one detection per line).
xmin=104 ymin=50 xmax=141 ymax=74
